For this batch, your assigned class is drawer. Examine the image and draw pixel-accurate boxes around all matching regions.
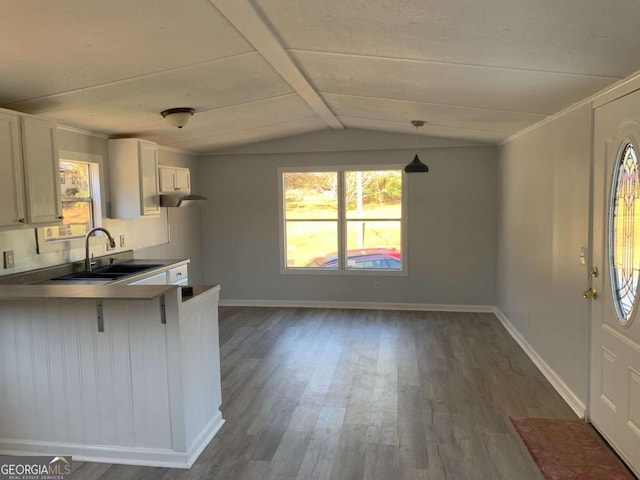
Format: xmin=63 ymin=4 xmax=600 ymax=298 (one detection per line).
xmin=128 ymin=271 xmax=167 ymax=285
xmin=168 ymin=264 xmax=188 ymax=284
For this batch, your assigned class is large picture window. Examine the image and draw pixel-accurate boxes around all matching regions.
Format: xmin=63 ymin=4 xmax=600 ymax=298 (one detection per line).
xmin=280 ymin=166 xmax=406 ymax=273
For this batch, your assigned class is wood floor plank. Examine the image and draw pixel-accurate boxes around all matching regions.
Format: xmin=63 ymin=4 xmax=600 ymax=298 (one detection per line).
xmin=485 ymin=431 xmax=545 ymax=480
xmin=50 ymin=307 xmax=584 ymax=480
xmin=268 ymin=430 xmax=313 ymax=479
xmin=328 ymin=423 xmax=369 ymax=480
xmin=70 ymin=461 xmax=112 ymax=480
xmin=296 ymin=406 xmax=346 ymax=480
xmin=363 ymin=443 xmax=399 ymax=480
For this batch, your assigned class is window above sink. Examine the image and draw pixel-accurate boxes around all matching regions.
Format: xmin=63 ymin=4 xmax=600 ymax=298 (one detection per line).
xmin=36 ymin=150 xmax=105 ymax=255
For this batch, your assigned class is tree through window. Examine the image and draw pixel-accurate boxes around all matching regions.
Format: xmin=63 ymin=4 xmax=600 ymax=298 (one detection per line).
xmin=45 ymin=160 xmax=98 ymax=242
xmin=281 ymin=167 xmax=404 ymax=272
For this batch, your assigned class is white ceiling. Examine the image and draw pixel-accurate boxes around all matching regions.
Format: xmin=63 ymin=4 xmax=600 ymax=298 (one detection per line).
xmin=1 ymin=0 xmax=639 ymax=153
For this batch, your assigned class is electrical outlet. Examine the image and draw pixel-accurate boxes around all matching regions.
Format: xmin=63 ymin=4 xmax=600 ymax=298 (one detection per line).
xmin=119 ymin=235 xmax=126 ymax=247
xmin=3 ymin=250 xmax=15 ymax=269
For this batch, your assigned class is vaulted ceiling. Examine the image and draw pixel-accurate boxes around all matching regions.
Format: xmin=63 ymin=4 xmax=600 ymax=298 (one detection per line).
xmin=1 ymin=0 xmax=639 ymax=153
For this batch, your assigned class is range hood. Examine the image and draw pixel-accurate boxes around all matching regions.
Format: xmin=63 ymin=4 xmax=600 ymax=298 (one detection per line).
xmin=159 ymin=194 xmax=207 ymax=207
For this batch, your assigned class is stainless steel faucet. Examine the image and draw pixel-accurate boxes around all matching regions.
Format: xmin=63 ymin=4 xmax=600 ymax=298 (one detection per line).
xmin=85 ymin=227 xmax=116 ymax=271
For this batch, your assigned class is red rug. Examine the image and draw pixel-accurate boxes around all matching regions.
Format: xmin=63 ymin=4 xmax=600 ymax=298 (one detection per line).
xmin=510 ymin=417 xmax=634 ymax=480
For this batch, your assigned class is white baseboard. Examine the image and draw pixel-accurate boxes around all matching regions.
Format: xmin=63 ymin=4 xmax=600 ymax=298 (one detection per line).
xmin=0 ymin=411 xmax=225 ymax=469
xmin=219 ymin=299 xmax=495 ymax=313
xmin=492 ymin=308 xmax=586 ymax=419
xmin=185 ymin=411 xmax=225 ymax=467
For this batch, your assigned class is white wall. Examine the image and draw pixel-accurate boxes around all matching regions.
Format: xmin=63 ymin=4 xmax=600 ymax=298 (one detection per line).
xmin=0 ymin=128 xmax=204 ymax=283
xmin=496 ymin=103 xmax=592 ymax=406
xmin=199 ymin=131 xmax=498 ymax=306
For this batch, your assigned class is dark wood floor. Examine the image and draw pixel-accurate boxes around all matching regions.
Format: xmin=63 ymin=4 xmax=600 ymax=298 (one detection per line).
xmin=72 ymin=307 xmax=577 ymax=479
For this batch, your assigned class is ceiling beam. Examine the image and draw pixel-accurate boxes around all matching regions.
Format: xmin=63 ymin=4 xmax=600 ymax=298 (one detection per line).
xmin=209 ymin=0 xmax=343 ymax=129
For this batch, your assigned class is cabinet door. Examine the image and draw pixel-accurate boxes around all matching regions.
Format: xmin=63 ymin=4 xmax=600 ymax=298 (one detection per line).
xmin=138 ymin=141 xmax=159 ymax=215
xmin=20 ymin=116 xmax=62 ymax=225
xmin=0 ymin=112 xmax=26 ymax=227
xmin=158 ymin=166 xmax=191 ymax=194
xmin=174 ymin=168 xmax=190 ymax=192
xmin=158 ymin=167 xmax=175 ymax=194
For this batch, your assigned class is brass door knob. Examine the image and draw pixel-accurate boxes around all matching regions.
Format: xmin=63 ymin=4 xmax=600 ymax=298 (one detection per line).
xmin=583 ymin=288 xmax=597 ymax=299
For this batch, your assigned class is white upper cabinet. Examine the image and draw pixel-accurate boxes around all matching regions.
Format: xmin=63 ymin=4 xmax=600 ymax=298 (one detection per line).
xmin=0 ymin=111 xmax=26 ymax=227
xmin=158 ymin=166 xmax=191 ymax=194
xmin=0 ymin=109 xmax=62 ymax=228
xmin=108 ymin=139 xmax=160 ymax=218
xmin=139 ymin=141 xmax=160 ymax=215
xmin=21 ymin=116 xmax=63 ymax=225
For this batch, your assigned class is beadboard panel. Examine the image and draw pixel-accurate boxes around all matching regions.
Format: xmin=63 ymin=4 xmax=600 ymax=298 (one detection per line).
xmin=0 ymin=286 xmax=224 ymax=468
xmin=0 ymin=298 xmax=170 ymax=449
xmin=125 ymin=299 xmax=171 ymax=449
xmin=179 ymin=289 xmax=222 ymax=449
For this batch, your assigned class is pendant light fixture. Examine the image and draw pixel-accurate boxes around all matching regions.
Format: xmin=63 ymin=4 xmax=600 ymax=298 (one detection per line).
xmin=404 ymin=120 xmax=429 ymax=173
xmin=161 ymin=107 xmax=195 ymax=128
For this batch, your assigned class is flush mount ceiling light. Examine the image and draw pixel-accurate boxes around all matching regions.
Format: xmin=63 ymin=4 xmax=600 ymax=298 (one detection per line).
xmin=404 ymin=120 xmax=429 ymax=173
xmin=160 ymin=107 xmax=195 ymax=128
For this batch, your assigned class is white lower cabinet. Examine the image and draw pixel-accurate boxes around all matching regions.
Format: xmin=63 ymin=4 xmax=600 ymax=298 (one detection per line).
xmin=126 ymin=264 xmax=189 ymax=286
xmin=129 ymin=271 xmax=167 ymax=285
xmin=168 ymin=264 xmax=188 ymax=285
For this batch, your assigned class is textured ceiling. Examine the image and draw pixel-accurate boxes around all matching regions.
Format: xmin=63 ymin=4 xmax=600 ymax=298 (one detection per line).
xmin=1 ymin=0 xmax=639 ymax=153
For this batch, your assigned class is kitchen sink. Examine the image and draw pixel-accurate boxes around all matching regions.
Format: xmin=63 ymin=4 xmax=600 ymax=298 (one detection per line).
xmin=93 ymin=263 xmax=163 ymax=275
xmin=52 ymin=272 xmax=129 ymax=281
xmin=51 ymin=263 xmax=163 ymax=281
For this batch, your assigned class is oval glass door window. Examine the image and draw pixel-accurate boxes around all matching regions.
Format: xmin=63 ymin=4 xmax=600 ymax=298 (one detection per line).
xmin=610 ymin=142 xmax=640 ymax=325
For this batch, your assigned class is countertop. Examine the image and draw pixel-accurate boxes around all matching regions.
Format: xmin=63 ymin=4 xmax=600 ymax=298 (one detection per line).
xmin=0 ymin=284 xmax=220 ymax=301
xmin=0 ymin=284 xmax=175 ymax=300
xmin=38 ymin=258 xmax=189 ymax=286
xmin=0 ymin=252 xmax=218 ymax=301
xmin=0 ymin=250 xmax=187 ymax=285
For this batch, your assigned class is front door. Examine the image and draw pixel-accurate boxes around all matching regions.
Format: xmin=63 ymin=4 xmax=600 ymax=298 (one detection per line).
xmin=590 ymin=88 xmax=640 ymax=476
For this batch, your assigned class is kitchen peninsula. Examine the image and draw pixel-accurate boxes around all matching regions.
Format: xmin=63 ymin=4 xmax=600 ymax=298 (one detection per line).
xmin=0 ymin=276 xmax=223 ymax=468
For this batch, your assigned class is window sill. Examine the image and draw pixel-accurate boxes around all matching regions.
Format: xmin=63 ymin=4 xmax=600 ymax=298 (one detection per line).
xmin=280 ymin=267 xmax=408 ymax=277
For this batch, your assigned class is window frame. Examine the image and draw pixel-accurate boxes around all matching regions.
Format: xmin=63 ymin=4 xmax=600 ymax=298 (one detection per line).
xmin=36 ymin=151 xmax=104 ymax=254
xmin=57 ymin=161 xmax=95 ymax=240
xmin=278 ymin=164 xmax=408 ymax=276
